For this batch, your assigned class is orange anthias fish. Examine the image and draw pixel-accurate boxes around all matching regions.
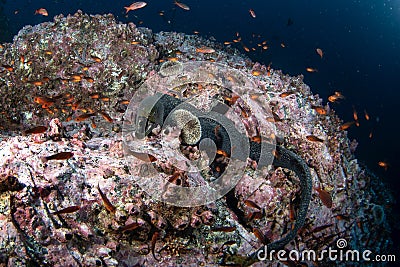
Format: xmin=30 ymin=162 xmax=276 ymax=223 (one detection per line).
xmin=89 ymin=92 xmax=101 ymax=99
xmin=328 ymin=91 xmax=345 ymax=103
xmin=311 ymin=105 xmax=327 ymax=115
xmin=90 ymin=55 xmax=102 ymax=63
xmin=131 ymin=151 xmax=157 ymax=162
xmin=167 ymin=57 xmax=179 ymax=62
xmin=247 ymin=211 xmax=263 ymax=221
xmin=124 ymin=2 xmax=147 ymax=13
xmin=74 ymin=113 xmax=96 ymax=122
xmin=84 ymin=77 xmax=94 ymax=83
xmin=116 ymin=222 xmax=140 ymax=233
xmin=97 ymin=184 xmax=116 ymax=213
xmin=353 ymin=108 xmax=360 ymax=126
xmin=99 ymin=111 xmax=113 ymax=123
xmin=306 ymin=135 xmax=324 ymax=142
xmin=378 ymin=161 xmax=389 ymax=171
xmin=251 ymin=70 xmax=262 ymax=76
xmin=339 ymin=121 xmax=355 ymax=131
xmin=175 ymin=1 xmax=190 ymax=11
xmin=30 ymin=80 xmax=44 ymax=86
xmin=42 ymin=152 xmax=74 ymax=162
xmin=35 ymin=8 xmax=48 ymax=16
xmin=316 ymin=48 xmax=323 ymax=58
xmin=118 ymin=99 xmax=130 ymax=105
xmin=352 ymin=106 xmax=359 ymax=121
xmin=34 ymin=96 xmax=55 ymax=107
xmin=249 ymin=9 xmax=256 ymax=18
xmin=24 ymin=125 xmax=47 ymax=135
xmin=196 ymin=46 xmax=215 ymax=54
xmin=52 ymin=205 xmax=80 ymax=215
xmin=2 ymin=65 xmax=14 ymax=72
xmin=279 ymin=91 xmax=295 ymax=98
xmin=364 ymin=110 xmax=370 ymax=120
xmin=306 ymin=67 xmax=318 ymax=73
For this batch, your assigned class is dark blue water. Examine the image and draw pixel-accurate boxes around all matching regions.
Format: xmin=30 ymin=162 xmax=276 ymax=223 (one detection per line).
xmin=1 ymin=0 xmax=399 ymax=252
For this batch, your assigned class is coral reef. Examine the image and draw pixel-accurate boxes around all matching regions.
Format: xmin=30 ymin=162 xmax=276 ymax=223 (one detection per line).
xmin=0 ymin=11 xmax=394 ymax=266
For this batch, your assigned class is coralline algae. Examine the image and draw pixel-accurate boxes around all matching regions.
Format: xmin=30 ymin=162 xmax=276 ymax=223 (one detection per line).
xmin=0 ymin=11 xmax=395 ymax=266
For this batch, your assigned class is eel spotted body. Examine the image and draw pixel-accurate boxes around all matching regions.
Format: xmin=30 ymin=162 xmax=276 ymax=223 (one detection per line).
xmin=136 ymin=93 xmax=313 ymax=264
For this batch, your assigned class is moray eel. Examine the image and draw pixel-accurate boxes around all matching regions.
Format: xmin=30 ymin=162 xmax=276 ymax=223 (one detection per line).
xmin=136 ymin=93 xmax=312 ymax=264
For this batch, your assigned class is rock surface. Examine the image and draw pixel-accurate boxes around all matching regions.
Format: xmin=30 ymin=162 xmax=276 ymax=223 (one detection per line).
xmin=0 ymin=11 xmax=394 ymax=266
